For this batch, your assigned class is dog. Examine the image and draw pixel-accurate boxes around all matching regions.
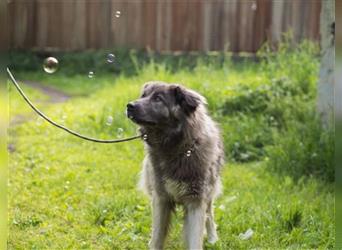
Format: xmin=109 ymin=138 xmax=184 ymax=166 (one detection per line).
xmin=127 ymin=81 xmax=224 ymax=250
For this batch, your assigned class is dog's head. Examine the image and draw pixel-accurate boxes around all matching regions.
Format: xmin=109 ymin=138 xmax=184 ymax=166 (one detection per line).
xmin=126 ymin=81 xmax=206 ymax=128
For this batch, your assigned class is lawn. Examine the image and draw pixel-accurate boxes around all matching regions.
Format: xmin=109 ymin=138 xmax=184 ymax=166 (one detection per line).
xmin=8 ymin=42 xmax=334 ymax=249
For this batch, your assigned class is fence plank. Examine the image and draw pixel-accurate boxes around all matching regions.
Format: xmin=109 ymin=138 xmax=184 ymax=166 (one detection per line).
xmin=143 ymin=1 xmax=156 ymax=50
xmin=9 ymin=0 xmax=322 ymax=53
xmin=271 ymin=0 xmax=285 ymax=44
xmin=35 ymin=0 xmax=49 ymax=49
xmin=125 ymin=1 xmax=143 ymax=49
xmin=223 ymin=0 xmax=239 ymax=52
xmin=253 ymin=0 xmax=272 ymax=52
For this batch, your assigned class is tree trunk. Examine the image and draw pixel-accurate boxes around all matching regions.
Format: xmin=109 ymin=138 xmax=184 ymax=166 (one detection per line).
xmin=317 ymin=0 xmax=335 ymax=128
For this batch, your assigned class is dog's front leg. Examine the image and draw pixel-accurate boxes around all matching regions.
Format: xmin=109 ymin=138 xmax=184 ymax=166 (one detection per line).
xmin=206 ymin=200 xmax=218 ymax=244
xmin=149 ymin=195 xmax=172 ymax=250
xmin=184 ymin=201 xmax=206 ymax=250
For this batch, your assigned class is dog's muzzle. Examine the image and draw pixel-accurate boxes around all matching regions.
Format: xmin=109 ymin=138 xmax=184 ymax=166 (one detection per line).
xmin=126 ymin=102 xmax=136 ymax=120
xmin=126 ymin=102 xmax=156 ymax=126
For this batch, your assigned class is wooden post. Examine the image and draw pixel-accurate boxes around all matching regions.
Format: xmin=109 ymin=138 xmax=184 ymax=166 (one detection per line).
xmin=318 ymin=0 xmax=335 ymax=128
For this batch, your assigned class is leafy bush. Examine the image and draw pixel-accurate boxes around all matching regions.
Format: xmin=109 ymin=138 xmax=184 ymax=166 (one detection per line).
xmin=8 ymin=49 xmax=231 ymax=77
xmin=9 ymin=36 xmax=333 ymax=182
xmin=218 ymin=71 xmax=318 ymax=164
xmin=216 ymin=36 xmax=333 ymax=182
xmin=257 ymin=33 xmax=320 ymax=95
xmin=265 ymin=112 xmax=334 ymax=182
xmin=220 ymin=114 xmax=274 ymax=162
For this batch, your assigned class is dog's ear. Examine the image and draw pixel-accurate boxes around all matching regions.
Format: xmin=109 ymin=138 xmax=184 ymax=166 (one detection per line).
xmin=143 ymin=82 xmax=151 ymax=90
xmin=173 ymin=85 xmax=204 ymax=115
xmin=141 ymin=82 xmax=153 ymax=97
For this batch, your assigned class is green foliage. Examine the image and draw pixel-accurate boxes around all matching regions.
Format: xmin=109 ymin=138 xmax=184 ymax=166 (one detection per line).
xmin=9 ymin=49 xmax=232 ymax=77
xmin=220 ymin=77 xmax=303 ymax=117
xmin=282 ymin=207 xmax=303 ymax=233
xmin=9 ymin=39 xmax=333 ymax=181
xmin=7 ymin=38 xmax=334 ymax=249
xmin=220 ymin=114 xmax=274 ymax=162
xmin=266 ymin=112 xmax=334 ymax=182
xmin=257 ymin=33 xmax=320 ymax=95
xmin=214 ymin=37 xmax=333 ymax=182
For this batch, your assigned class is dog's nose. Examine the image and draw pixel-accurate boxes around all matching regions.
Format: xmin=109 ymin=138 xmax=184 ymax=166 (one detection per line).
xmin=127 ymin=102 xmax=135 ymax=110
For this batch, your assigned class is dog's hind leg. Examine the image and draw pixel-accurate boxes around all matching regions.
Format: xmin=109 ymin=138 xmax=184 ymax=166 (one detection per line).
xmin=205 ymin=200 xmax=218 ymax=244
xmin=149 ymin=195 xmax=173 ymax=250
xmin=184 ymin=201 xmax=206 ymax=250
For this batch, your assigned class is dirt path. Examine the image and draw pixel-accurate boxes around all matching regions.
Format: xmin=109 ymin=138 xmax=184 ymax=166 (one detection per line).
xmin=10 ymin=80 xmax=71 ymax=126
xmin=22 ymin=80 xmax=70 ymax=103
xmin=9 ymin=80 xmax=71 ymax=152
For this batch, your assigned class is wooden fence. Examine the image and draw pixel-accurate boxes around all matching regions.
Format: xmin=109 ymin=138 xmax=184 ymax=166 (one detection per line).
xmin=8 ymin=0 xmax=322 ymax=53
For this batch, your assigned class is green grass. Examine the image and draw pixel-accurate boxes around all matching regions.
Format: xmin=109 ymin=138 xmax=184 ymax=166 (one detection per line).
xmin=8 ymin=42 xmax=334 ymax=249
xmin=0 ymin=81 xmax=8 ymax=250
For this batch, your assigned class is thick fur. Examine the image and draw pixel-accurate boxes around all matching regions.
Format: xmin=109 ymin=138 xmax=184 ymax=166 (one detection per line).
xmin=127 ymin=82 xmax=224 ymax=250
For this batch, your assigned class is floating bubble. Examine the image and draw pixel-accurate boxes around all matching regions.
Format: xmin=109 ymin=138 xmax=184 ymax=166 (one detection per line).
xmin=143 ymin=134 xmax=148 ymax=141
xmin=61 ymin=114 xmax=67 ymax=122
xmin=36 ymin=117 xmax=44 ymax=126
xmin=106 ymin=53 xmax=115 ymax=64
xmin=43 ymin=57 xmax=58 ymax=74
xmin=115 ymin=10 xmax=121 ymax=18
xmin=106 ymin=116 xmax=113 ymax=126
xmin=251 ymin=2 xmax=257 ymax=11
xmin=186 ymin=150 xmax=191 ymax=157
xmin=88 ymin=71 xmax=95 ymax=79
xmin=117 ymin=128 xmax=124 ymax=138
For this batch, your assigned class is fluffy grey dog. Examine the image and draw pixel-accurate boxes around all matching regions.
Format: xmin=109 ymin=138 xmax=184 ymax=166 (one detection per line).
xmin=127 ymin=81 xmax=224 ymax=250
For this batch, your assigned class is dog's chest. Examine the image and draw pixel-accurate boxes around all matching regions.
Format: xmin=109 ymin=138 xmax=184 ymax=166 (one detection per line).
xmin=150 ymin=153 xmax=205 ymax=200
xmin=163 ymin=179 xmax=188 ymax=200
xmin=162 ymin=178 xmax=202 ymax=201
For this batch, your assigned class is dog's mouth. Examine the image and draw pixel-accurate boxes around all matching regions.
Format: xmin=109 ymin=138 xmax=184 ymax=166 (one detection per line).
xmin=127 ymin=113 xmax=156 ymax=126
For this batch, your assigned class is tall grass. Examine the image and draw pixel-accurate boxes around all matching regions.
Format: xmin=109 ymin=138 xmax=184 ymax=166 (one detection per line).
xmin=7 ymin=38 xmax=334 ymax=249
xmin=9 ymin=36 xmax=333 ymax=182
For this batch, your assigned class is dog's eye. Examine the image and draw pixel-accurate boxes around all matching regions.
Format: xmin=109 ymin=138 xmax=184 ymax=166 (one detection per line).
xmin=141 ymin=93 xmax=146 ymax=98
xmin=154 ymin=95 xmax=162 ymax=102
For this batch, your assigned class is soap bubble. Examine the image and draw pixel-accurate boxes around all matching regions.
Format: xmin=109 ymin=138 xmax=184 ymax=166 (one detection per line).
xmin=106 ymin=53 xmax=115 ymax=64
xmin=117 ymin=128 xmax=124 ymax=138
xmin=36 ymin=117 xmax=44 ymax=126
xmin=43 ymin=57 xmax=58 ymax=74
xmin=115 ymin=11 xmax=121 ymax=18
xmin=251 ymin=2 xmax=257 ymax=11
xmin=88 ymin=71 xmax=95 ymax=79
xmin=106 ymin=116 xmax=113 ymax=126
xmin=61 ymin=114 xmax=67 ymax=122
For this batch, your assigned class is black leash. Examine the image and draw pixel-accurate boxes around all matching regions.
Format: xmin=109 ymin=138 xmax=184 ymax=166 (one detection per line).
xmin=7 ymin=68 xmax=142 ymax=143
